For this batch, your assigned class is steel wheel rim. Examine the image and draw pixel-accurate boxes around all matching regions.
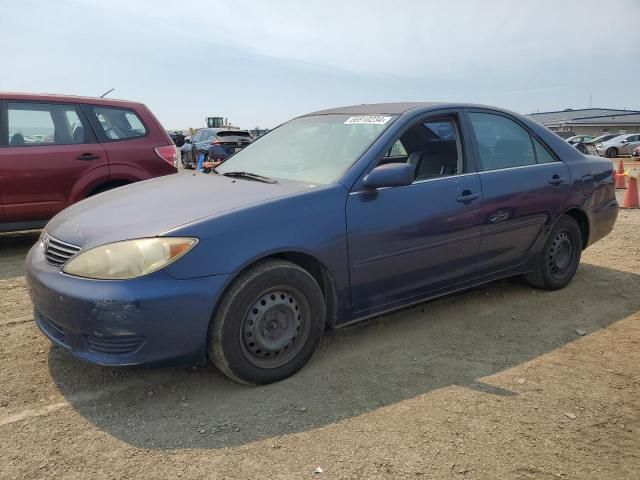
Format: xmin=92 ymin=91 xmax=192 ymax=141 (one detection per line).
xmin=240 ymin=287 xmax=311 ymax=369
xmin=549 ymin=231 xmax=573 ymax=278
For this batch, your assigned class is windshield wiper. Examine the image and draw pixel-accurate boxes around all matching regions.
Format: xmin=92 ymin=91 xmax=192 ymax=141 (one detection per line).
xmin=221 ymin=171 xmax=279 ymax=184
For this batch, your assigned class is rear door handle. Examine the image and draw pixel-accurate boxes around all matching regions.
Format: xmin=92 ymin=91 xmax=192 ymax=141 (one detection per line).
xmin=76 ymin=153 xmax=101 ymax=161
xmin=549 ymin=175 xmax=566 ymax=185
xmin=456 ymin=192 xmax=480 ymax=203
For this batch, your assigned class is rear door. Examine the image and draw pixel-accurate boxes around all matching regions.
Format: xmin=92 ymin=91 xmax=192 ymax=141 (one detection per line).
xmin=188 ymin=129 xmax=205 ymax=164
xmin=82 ymin=104 xmax=173 ymax=182
xmin=0 ymin=100 xmax=108 ymax=224
xmin=623 ymin=134 xmax=640 ymax=155
xmin=465 ymin=110 xmax=571 ymax=270
xmin=0 ymin=100 xmax=7 ymax=224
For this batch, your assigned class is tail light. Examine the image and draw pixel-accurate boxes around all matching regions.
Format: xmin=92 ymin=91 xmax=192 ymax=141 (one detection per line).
xmin=154 ymin=145 xmax=177 ymax=167
xmin=210 ymin=138 xmax=221 ymax=145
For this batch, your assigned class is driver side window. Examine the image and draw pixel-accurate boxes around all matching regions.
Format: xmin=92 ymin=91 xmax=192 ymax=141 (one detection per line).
xmin=378 ymin=115 xmax=464 ymax=182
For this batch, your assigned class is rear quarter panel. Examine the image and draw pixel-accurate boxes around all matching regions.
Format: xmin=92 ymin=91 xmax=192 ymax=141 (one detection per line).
xmin=566 ymin=154 xmax=618 ymax=246
xmin=521 ymin=118 xmax=618 ymax=247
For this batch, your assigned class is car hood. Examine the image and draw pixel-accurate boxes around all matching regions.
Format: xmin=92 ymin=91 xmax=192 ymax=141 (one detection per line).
xmin=46 ymin=173 xmax=311 ymax=248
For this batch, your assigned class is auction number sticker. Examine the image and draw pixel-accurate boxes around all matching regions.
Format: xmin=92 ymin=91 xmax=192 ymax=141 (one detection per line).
xmin=344 ymin=115 xmax=392 ymax=125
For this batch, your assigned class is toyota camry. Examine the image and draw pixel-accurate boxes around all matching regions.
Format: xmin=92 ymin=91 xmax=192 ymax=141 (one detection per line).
xmin=26 ymin=102 xmax=618 ymax=385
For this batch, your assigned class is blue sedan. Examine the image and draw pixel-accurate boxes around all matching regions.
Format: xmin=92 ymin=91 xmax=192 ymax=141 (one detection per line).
xmin=26 ymin=103 xmax=618 ymax=385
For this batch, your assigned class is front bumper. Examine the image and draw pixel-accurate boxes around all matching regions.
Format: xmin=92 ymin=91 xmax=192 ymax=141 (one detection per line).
xmin=26 ymin=242 xmax=230 ymax=366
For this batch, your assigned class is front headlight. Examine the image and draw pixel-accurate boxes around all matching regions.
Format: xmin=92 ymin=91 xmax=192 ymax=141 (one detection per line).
xmin=62 ymin=237 xmax=197 ymax=280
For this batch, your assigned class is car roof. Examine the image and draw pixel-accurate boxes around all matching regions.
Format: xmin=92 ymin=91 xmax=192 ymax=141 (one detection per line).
xmin=0 ymin=91 xmax=144 ymax=108
xmin=199 ymin=128 xmax=249 ymax=133
xmin=302 ymin=102 xmax=518 ymax=116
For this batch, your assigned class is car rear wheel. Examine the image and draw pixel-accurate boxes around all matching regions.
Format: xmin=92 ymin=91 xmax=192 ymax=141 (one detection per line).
xmin=524 ymin=216 xmax=582 ymax=290
xmin=606 ymin=147 xmax=618 ymax=158
xmin=208 ymin=260 xmax=325 ymax=385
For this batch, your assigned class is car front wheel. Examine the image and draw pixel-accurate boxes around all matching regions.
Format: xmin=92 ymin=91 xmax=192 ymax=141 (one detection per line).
xmin=606 ymin=147 xmax=618 ymax=158
xmin=524 ymin=216 xmax=582 ymax=290
xmin=208 ymin=260 xmax=325 ymax=385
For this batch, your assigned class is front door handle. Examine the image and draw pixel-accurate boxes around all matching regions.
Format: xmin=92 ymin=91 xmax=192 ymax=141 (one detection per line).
xmin=76 ymin=153 xmax=101 ymax=161
xmin=549 ymin=175 xmax=567 ymax=185
xmin=456 ymin=191 xmax=480 ymax=203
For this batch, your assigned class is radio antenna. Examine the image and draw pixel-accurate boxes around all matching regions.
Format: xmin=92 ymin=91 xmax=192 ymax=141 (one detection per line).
xmin=100 ymin=88 xmax=115 ymax=98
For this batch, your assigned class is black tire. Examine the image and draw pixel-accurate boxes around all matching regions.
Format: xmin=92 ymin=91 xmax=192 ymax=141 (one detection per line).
xmin=606 ymin=147 xmax=618 ymax=158
xmin=208 ymin=260 xmax=325 ymax=385
xmin=576 ymin=144 xmax=586 ymax=154
xmin=524 ymin=216 xmax=582 ymax=290
xmin=180 ymin=151 xmax=186 ymax=168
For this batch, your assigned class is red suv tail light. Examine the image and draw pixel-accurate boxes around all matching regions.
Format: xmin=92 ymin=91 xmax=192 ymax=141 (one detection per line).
xmin=154 ymin=145 xmax=177 ymax=166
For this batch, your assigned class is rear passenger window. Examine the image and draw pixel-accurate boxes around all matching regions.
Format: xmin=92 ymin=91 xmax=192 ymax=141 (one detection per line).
xmin=7 ymin=102 xmax=88 ymax=146
xmin=469 ymin=112 xmax=536 ymax=171
xmin=89 ymin=106 xmax=147 ymax=141
xmin=533 ymin=138 xmax=557 ymax=164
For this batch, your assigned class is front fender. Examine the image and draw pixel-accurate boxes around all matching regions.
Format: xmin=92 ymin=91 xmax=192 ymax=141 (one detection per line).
xmin=163 ymin=184 xmax=351 ymax=317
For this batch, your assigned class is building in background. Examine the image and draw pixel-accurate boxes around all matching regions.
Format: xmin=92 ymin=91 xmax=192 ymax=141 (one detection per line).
xmin=249 ymin=127 xmax=270 ymax=138
xmin=526 ymin=108 xmax=640 ymax=138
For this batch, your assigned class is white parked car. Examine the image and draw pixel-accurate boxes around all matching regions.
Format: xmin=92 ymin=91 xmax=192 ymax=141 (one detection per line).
xmin=595 ymin=133 xmax=640 ymax=158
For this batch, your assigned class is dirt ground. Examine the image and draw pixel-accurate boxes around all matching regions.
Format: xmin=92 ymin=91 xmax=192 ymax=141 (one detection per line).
xmin=0 ymin=191 xmax=639 ymax=480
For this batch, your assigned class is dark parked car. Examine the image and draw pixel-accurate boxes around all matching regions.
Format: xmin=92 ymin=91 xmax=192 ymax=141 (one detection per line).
xmin=168 ymin=130 xmax=186 ymax=147
xmin=27 ymin=102 xmax=618 ymax=385
xmin=180 ymin=128 xmax=252 ymax=168
xmin=0 ymin=93 xmax=177 ymax=232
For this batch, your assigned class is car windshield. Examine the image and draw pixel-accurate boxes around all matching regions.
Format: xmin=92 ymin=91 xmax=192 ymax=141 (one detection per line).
xmin=216 ymin=114 xmax=396 ymax=184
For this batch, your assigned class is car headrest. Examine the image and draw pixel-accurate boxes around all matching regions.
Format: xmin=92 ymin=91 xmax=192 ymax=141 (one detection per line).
xmin=73 ymin=127 xmax=85 ymax=144
xmin=10 ymin=133 xmax=25 ymax=145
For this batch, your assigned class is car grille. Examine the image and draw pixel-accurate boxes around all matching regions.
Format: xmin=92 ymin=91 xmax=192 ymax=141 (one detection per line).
xmin=43 ymin=233 xmax=82 ymax=266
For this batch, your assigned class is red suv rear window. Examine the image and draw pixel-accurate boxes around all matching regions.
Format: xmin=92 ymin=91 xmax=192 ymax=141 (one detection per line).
xmin=87 ymin=106 xmax=148 ymax=141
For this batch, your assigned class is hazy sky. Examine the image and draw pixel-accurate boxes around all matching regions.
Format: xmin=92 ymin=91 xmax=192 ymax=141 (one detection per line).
xmin=2 ymin=0 xmax=639 ymax=130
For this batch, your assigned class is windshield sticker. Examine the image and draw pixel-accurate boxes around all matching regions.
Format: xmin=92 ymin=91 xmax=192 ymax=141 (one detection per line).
xmin=344 ymin=115 xmax=392 ymax=125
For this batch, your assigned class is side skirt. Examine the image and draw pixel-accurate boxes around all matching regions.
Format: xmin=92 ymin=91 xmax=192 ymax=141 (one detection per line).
xmin=335 ymin=261 xmax=535 ymax=329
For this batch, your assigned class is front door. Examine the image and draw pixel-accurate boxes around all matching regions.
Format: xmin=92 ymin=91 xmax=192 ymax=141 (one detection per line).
xmin=346 ymin=113 xmax=483 ymax=314
xmin=466 ymin=110 xmax=571 ymax=270
xmin=0 ymin=101 xmax=108 ymax=223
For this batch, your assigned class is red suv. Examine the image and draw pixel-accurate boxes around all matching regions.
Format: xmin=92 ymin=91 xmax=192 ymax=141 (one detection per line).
xmin=0 ymin=93 xmax=177 ymax=232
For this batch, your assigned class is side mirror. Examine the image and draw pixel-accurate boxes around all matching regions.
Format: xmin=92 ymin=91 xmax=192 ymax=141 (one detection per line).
xmin=362 ymin=163 xmax=415 ymax=189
